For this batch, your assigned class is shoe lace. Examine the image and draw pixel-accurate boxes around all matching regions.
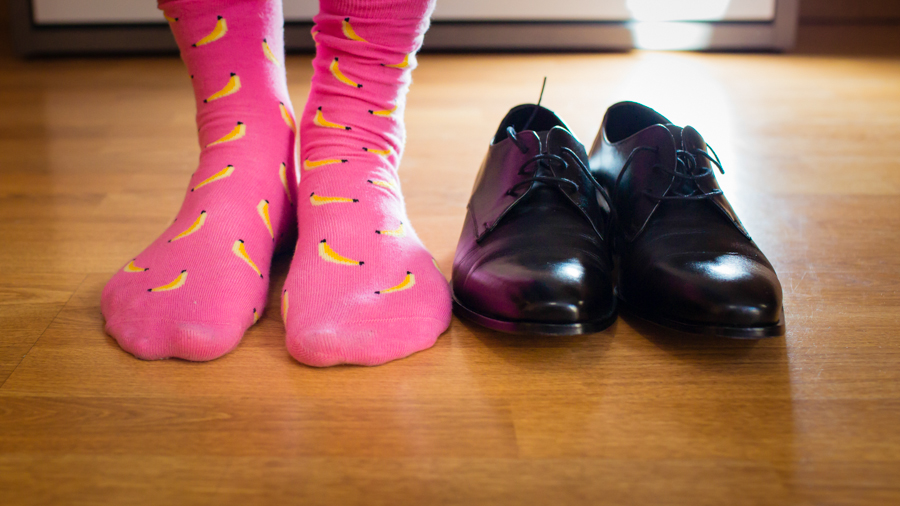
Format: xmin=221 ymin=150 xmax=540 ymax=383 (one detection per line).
xmin=504 ymin=129 xmax=576 ymax=196
xmin=504 ymin=127 xmax=614 ymax=235
xmin=613 ymin=143 xmax=725 ymax=203
xmin=504 ymin=77 xmax=595 ymax=198
xmin=610 ymin=142 xmax=725 ymax=238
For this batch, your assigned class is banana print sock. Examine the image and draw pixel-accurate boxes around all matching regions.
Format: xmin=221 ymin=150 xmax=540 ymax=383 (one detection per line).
xmin=282 ymin=0 xmax=451 ymax=367
xmin=101 ymin=0 xmax=298 ymax=361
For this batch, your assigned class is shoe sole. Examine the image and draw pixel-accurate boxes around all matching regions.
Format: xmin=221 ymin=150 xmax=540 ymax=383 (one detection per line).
xmin=619 ymin=298 xmax=786 ymax=339
xmin=451 ymin=292 xmax=617 ymax=336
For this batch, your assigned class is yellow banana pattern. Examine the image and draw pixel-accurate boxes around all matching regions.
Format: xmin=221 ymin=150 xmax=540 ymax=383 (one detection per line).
xmin=375 ymin=271 xmax=415 ymax=294
xmin=169 ymin=210 xmax=207 ymax=242
xmin=319 ymin=239 xmax=363 ymax=266
xmin=233 ymin=239 xmax=263 ymax=278
xmin=262 ymin=38 xmax=281 ymax=66
xmin=368 ymin=103 xmax=397 ymax=117
xmin=280 ymin=102 xmax=296 ymax=133
xmin=279 ymin=162 xmax=293 ymax=203
xmin=341 ymin=17 xmax=368 ymax=43
xmin=304 ymin=158 xmax=347 ymax=171
xmin=383 ymin=53 xmax=410 ymax=69
xmin=314 ymin=107 xmax=351 ymax=130
xmin=132 ymin=15 xmax=302 ymax=318
xmin=330 ymin=58 xmax=362 ymax=88
xmin=310 ymin=192 xmax=359 ymax=206
xmin=257 ymin=200 xmax=273 ymax=239
xmin=367 ymin=178 xmax=396 ymax=190
xmin=363 ymin=146 xmax=391 ymax=157
xmin=124 ymin=260 xmax=149 ymax=273
xmin=192 ymin=165 xmax=234 ymax=191
xmin=170 ymin=17 xmax=434 ymax=314
xmin=192 ymin=16 xmax=227 ymax=47
xmin=206 ymin=122 xmax=245 ymax=147
xmin=148 ymin=270 xmax=187 ymax=292
xmin=204 ymin=73 xmax=240 ymax=103
xmin=376 ymin=222 xmax=405 ymax=237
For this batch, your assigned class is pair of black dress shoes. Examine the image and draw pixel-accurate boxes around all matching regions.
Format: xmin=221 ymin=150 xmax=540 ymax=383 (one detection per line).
xmin=451 ymin=102 xmax=785 ymax=338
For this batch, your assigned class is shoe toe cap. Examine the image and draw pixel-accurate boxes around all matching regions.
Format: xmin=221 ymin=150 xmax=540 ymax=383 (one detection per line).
xmin=454 ymin=252 xmax=614 ymax=325
xmin=633 ymin=252 xmax=783 ymax=327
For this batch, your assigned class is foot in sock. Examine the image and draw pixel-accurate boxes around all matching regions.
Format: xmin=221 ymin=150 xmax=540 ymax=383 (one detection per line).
xmin=102 ymin=0 xmax=298 ymax=361
xmin=282 ymin=0 xmax=451 ymax=367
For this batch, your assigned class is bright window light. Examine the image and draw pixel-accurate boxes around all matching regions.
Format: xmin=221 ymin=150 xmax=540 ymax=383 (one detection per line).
xmin=626 ymin=0 xmax=734 ymax=22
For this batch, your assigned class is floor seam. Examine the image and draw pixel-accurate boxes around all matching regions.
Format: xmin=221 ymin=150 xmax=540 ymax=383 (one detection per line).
xmin=0 ymin=273 xmax=91 ymax=391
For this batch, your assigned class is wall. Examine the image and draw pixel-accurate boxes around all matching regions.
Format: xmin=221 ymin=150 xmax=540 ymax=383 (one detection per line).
xmin=800 ymin=0 xmax=900 ymax=22
xmin=0 ymin=0 xmax=11 ymax=56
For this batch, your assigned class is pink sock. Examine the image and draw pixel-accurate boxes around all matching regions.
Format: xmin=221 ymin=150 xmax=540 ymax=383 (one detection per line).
xmin=282 ymin=0 xmax=451 ymax=367
xmin=102 ymin=0 xmax=298 ymax=361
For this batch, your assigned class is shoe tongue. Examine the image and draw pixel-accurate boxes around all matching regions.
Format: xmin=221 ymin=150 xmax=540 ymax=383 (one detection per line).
xmin=668 ymin=123 xmax=714 ymax=195
xmin=681 ymin=125 xmax=707 ymax=152
xmin=525 ymin=127 xmax=582 ymax=196
xmin=544 ymin=125 xmax=587 ymax=161
xmin=663 ymin=124 xmax=684 ymax=149
xmin=661 ymin=123 xmax=708 ymax=153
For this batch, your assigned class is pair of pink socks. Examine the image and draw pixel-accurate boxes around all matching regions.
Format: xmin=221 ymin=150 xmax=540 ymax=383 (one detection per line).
xmin=101 ymin=0 xmax=451 ymax=366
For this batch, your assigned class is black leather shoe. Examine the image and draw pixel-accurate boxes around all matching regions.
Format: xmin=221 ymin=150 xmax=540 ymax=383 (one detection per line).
xmin=452 ymin=104 xmax=617 ymax=335
xmin=588 ymin=101 xmax=785 ymax=338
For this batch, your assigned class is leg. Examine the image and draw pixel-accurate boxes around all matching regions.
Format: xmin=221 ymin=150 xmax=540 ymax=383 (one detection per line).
xmin=282 ymin=0 xmax=451 ymax=366
xmin=102 ymin=0 xmax=298 ymax=360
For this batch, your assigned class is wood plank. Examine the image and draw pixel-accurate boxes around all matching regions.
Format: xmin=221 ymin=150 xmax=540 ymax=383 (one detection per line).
xmin=0 ymin=455 xmax=808 ymax=506
xmin=0 ymin=274 xmax=84 ymax=384
xmin=0 ymin=305 xmax=65 ymax=384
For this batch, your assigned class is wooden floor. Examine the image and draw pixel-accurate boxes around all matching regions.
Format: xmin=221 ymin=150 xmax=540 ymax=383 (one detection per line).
xmin=2 ymin=34 xmax=900 ymax=506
